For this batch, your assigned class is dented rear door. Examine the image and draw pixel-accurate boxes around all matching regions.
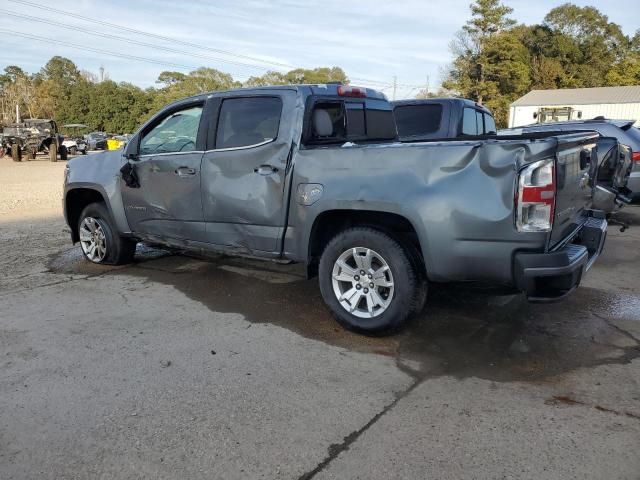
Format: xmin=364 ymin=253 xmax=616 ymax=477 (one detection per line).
xmin=200 ymin=90 xmax=298 ymax=253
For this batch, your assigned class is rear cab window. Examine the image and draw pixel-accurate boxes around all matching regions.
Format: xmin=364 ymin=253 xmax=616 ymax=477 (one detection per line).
xmin=393 ymin=104 xmax=443 ymax=138
xmin=462 ymin=108 xmax=478 ymax=136
xmin=462 ymin=107 xmax=496 ymax=136
xmin=305 ymin=97 xmax=396 ymax=146
xmin=484 ymin=113 xmax=497 ymax=134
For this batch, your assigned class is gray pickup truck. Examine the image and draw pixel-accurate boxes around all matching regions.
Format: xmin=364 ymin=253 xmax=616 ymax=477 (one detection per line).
xmin=64 ymin=84 xmax=618 ymax=335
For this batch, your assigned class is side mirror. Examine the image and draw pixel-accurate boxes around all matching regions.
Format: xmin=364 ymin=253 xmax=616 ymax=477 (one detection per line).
xmin=123 ymin=133 xmax=139 ymax=160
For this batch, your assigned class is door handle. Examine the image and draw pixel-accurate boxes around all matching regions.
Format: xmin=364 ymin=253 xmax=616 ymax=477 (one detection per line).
xmin=254 ymin=164 xmax=279 ymax=176
xmin=175 ymin=167 xmax=196 ymax=177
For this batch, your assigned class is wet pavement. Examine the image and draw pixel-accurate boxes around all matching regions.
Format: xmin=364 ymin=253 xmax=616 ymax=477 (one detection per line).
xmin=46 ymin=239 xmax=640 ymax=386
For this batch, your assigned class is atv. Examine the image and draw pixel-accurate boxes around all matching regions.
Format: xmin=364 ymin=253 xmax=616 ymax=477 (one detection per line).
xmin=1 ymin=119 xmax=67 ymax=162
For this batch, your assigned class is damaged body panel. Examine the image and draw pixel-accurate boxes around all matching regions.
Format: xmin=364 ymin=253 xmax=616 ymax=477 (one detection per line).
xmin=63 ymin=84 xmax=618 ymax=334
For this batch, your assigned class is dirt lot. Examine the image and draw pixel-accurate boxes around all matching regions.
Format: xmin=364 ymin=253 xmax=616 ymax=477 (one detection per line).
xmin=1 ymin=156 xmax=639 ymax=479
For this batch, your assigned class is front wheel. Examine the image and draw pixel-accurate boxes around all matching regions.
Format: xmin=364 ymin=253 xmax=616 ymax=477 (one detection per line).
xmin=78 ymin=202 xmax=137 ymax=265
xmin=318 ymin=227 xmax=424 ymax=335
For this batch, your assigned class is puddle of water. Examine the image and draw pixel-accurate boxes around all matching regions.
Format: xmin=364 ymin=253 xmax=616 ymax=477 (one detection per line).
xmin=48 ymin=245 xmax=640 ymax=383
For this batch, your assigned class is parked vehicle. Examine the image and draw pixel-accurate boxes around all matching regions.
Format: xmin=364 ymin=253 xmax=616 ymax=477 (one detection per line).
xmin=64 ymin=85 xmax=618 ymax=335
xmin=500 ymin=118 xmax=640 ymax=204
xmin=1 ymin=119 xmax=67 ymax=162
xmin=85 ymin=132 xmax=108 ymax=150
xmin=62 ymin=124 xmax=89 ymax=155
xmin=392 ymin=98 xmax=497 ymax=141
xmin=107 ymin=135 xmax=128 ymax=150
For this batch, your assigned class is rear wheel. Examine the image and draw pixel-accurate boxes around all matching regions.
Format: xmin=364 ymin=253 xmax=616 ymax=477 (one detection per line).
xmin=78 ymin=202 xmax=137 ymax=265
xmin=11 ymin=145 xmax=21 ymax=162
xmin=59 ymin=145 xmax=68 ymax=161
xmin=318 ymin=227 xmax=424 ymax=335
xmin=49 ymin=142 xmax=57 ymax=162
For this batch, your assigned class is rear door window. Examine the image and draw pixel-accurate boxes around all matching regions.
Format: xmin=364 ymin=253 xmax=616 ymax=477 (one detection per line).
xmin=216 ymin=97 xmax=282 ymax=149
xmin=394 ymin=104 xmax=443 ymax=137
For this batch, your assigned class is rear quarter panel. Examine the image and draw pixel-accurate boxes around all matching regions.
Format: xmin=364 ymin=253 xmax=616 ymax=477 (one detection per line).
xmin=287 ymin=139 xmax=554 ymax=284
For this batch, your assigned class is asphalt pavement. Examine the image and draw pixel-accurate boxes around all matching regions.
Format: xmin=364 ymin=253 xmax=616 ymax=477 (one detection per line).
xmin=0 ymin=157 xmax=638 ymax=479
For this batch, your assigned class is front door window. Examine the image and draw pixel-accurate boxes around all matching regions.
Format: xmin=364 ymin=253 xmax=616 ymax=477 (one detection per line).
xmin=140 ymin=106 xmax=203 ymax=155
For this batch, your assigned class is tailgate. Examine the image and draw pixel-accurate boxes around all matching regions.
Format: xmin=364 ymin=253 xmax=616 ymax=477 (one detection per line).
xmin=549 ymin=133 xmax=599 ymax=248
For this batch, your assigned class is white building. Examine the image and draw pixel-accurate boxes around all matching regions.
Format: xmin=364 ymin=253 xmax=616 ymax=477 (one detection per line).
xmin=509 ymin=86 xmax=640 ymax=128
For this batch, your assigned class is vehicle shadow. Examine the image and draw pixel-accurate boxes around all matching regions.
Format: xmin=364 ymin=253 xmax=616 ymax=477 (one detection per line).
xmin=54 ymin=245 xmax=636 ymax=384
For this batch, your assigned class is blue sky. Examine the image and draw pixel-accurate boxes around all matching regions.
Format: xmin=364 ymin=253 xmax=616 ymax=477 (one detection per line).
xmin=1 ymin=0 xmax=638 ymax=99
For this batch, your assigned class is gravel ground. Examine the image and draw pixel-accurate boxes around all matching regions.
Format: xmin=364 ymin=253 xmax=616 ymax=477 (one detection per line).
xmin=0 ymin=154 xmax=66 ymax=220
xmin=0 ymin=155 xmax=72 ymax=293
xmin=1 ymin=157 xmax=639 ymax=479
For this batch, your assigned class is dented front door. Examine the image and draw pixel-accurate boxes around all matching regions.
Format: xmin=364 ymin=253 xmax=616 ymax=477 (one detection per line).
xmin=121 ymin=103 xmax=206 ymax=242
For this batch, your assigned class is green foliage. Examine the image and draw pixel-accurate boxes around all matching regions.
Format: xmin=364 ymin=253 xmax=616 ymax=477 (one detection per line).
xmin=246 ymin=67 xmax=348 ymax=87
xmin=445 ymin=1 xmax=640 ymax=127
xmin=0 ymin=57 xmax=345 ymax=133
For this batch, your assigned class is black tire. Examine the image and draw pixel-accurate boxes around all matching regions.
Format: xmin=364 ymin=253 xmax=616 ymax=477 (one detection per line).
xmin=59 ymin=145 xmax=68 ymax=161
xmin=318 ymin=227 xmax=424 ymax=335
xmin=11 ymin=145 xmax=21 ymax=162
xmin=49 ymin=142 xmax=57 ymax=162
xmin=78 ymin=202 xmax=137 ymax=265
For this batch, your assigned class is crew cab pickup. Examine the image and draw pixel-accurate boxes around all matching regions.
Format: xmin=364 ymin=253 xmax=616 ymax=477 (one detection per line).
xmin=64 ymin=84 xmax=612 ymax=335
xmin=392 ymin=98 xmax=497 ymax=141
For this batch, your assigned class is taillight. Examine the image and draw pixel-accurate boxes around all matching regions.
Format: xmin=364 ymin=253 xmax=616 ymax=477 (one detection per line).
xmin=516 ymin=159 xmax=556 ymax=232
xmin=337 ymin=85 xmax=367 ymax=98
xmin=632 ymin=152 xmax=640 ymax=162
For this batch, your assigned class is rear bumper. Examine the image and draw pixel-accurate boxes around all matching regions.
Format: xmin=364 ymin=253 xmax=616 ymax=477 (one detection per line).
xmin=514 ymin=217 xmax=607 ymax=302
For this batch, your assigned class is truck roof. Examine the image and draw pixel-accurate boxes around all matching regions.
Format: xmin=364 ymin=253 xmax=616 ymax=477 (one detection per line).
xmin=173 ymin=84 xmax=388 ymax=106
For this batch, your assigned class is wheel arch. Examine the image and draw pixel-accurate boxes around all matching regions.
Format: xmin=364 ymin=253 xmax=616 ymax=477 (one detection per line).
xmin=306 ymin=209 xmax=427 ymax=280
xmin=65 ymin=186 xmax=110 ymax=243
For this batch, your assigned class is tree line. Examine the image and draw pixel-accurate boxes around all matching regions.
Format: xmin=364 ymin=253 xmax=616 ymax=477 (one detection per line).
xmin=1 ymin=1 xmax=639 ymax=132
xmin=0 ymin=59 xmax=347 ymax=134
xmin=440 ymin=1 xmax=640 ymax=126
